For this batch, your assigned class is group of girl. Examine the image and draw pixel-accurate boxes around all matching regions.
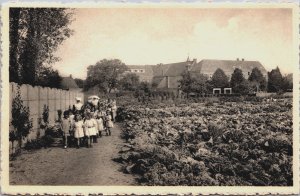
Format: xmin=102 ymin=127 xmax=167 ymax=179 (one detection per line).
xmin=60 ymin=98 xmax=117 ymax=149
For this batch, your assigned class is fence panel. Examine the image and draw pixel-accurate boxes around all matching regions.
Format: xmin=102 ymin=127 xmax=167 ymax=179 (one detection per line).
xmin=9 ymin=83 xmax=84 ymax=153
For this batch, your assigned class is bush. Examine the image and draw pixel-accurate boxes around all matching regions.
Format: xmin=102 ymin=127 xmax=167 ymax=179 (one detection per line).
xmin=24 ymin=135 xmax=54 ymax=150
xmin=45 ymin=125 xmax=63 ymax=138
xmin=10 ymin=86 xmax=33 ymax=149
xmin=24 ymin=140 xmax=42 ymax=150
xmin=219 ymin=96 xmax=243 ymax=102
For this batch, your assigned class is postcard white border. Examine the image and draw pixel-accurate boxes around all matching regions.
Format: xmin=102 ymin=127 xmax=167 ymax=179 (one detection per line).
xmin=1 ymin=2 xmax=299 ymax=195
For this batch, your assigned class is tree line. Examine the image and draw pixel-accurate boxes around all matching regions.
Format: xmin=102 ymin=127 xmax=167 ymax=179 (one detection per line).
xmin=179 ymin=66 xmax=292 ymax=96
xmin=9 ymin=8 xmax=74 ymax=89
xmin=84 ymin=59 xmax=292 ymax=96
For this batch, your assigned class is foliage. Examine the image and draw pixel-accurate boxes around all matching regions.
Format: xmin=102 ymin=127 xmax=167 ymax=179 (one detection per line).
xmin=10 ymin=87 xmax=33 ymax=145
xmin=281 ymin=74 xmax=293 ymax=92
xmin=57 ymin=110 xmax=62 ymax=122
xmin=116 ymin=100 xmax=292 ymax=186
xmin=24 ymin=135 xmax=54 ymax=150
xmin=138 ymin=82 xmax=152 ymax=94
xmin=267 ymin=67 xmax=284 ymax=93
xmin=35 ymin=66 xmax=62 ymax=88
xmin=74 ymin=78 xmax=85 ymax=89
xmin=85 ymin=59 xmax=128 ymax=93
xmin=230 ymin=68 xmax=251 ymax=95
xmin=9 ymin=8 xmax=73 ymax=87
xmin=178 ymin=71 xmax=209 ymax=95
xmin=211 ymin=68 xmax=229 ymax=88
xmin=42 ymin=105 xmax=49 ymax=125
xmin=45 ymin=124 xmax=63 ymax=138
xmin=248 ymin=67 xmax=267 ymax=91
xmin=119 ymin=73 xmax=140 ymax=91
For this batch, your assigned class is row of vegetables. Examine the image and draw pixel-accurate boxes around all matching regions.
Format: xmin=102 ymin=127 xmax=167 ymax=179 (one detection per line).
xmin=115 ymin=100 xmax=293 ymax=186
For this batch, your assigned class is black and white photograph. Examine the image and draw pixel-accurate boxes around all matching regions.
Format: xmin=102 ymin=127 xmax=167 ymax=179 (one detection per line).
xmin=1 ymin=2 xmax=299 ymax=195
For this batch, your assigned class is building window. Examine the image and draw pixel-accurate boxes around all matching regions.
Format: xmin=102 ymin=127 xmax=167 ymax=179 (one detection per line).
xmin=134 ymin=70 xmax=138 ymax=72
xmin=140 ymin=69 xmax=145 ymax=73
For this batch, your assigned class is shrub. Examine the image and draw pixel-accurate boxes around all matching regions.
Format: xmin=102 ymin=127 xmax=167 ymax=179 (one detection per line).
xmin=10 ymin=86 xmax=33 ymax=149
xmin=24 ymin=135 xmax=54 ymax=150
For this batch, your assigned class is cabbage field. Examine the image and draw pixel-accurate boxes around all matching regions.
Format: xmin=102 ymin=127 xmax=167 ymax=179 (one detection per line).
xmin=115 ymin=99 xmax=293 ymax=186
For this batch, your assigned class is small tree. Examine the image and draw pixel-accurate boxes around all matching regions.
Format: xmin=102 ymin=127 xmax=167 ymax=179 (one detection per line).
xmin=248 ymin=67 xmax=267 ymax=91
xmin=179 ymin=71 xmax=208 ymax=96
xmin=211 ymin=68 xmax=229 ymax=88
xmin=230 ymin=68 xmax=249 ymax=94
xmin=119 ymin=73 xmax=140 ymax=91
xmin=267 ymin=67 xmax=284 ymax=93
xmin=10 ymin=87 xmax=33 ymax=150
xmin=282 ymin=74 xmax=293 ymax=92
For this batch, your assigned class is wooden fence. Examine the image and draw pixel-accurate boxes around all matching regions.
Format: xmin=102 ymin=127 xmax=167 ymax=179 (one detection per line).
xmin=9 ymin=82 xmax=84 ymax=152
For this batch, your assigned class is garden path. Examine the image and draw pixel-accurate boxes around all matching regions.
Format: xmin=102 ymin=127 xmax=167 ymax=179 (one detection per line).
xmin=9 ymin=124 xmax=136 ymax=185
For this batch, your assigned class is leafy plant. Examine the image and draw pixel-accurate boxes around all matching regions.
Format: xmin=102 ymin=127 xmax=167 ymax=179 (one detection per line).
xmin=10 ymin=86 xmax=33 ymax=149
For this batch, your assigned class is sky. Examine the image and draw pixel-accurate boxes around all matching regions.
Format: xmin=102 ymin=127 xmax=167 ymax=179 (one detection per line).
xmin=52 ymin=7 xmax=294 ymax=79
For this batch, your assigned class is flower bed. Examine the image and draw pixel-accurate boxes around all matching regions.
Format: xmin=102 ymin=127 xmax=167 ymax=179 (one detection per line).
xmin=115 ymin=99 xmax=293 ymax=186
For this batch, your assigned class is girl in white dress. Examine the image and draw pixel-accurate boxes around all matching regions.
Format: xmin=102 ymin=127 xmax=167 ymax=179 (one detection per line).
xmin=84 ymin=114 xmax=97 ymax=148
xmin=73 ymin=114 xmax=84 ymax=148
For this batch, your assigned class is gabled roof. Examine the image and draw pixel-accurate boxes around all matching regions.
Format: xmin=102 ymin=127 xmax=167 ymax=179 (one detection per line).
xmin=153 ymin=60 xmax=195 ymax=77
xmin=60 ymin=76 xmax=79 ymax=90
xmin=191 ymin=59 xmax=267 ymax=75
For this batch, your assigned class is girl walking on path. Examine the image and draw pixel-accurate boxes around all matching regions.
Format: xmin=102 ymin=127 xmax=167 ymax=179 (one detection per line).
xmin=61 ymin=111 xmax=71 ymax=149
xmin=111 ymin=99 xmax=117 ymax=122
xmin=84 ymin=113 xmax=97 ymax=148
xmin=92 ymin=113 xmax=98 ymax=143
xmin=74 ymin=114 xmax=84 ymax=148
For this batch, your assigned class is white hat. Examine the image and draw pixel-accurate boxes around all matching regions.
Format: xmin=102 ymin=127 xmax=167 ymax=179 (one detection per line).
xmin=75 ymin=97 xmax=81 ymax=101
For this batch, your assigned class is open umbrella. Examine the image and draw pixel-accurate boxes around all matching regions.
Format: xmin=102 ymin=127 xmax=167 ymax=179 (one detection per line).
xmin=88 ymin=95 xmax=100 ymax=106
xmin=88 ymin=95 xmax=100 ymax=100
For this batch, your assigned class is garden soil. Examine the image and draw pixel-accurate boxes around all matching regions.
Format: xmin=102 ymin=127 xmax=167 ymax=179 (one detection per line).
xmin=9 ymin=124 xmax=137 ymax=185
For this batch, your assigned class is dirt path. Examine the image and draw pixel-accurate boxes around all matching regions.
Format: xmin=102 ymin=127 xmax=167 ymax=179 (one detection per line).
xmin=9 ymin=123 xmax=137 ymax=185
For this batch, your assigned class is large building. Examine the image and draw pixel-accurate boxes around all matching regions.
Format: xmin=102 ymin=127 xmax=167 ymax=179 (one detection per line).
xmin=126 ymin=58 xmax=267 ymax=89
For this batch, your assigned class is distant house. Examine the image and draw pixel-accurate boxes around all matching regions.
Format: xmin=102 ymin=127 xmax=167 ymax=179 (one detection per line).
xmin=191 ymin=58 xmax=267 ymax=80
xmin=60 ymin=75 xmax=80 ymax=91
xmin=152 ymin=58 xmax=197 ymax=89
xmin=125 ymin=65 xmax=154 ymax=83
xmin=125 ymin=58 xmax=267 ymax=89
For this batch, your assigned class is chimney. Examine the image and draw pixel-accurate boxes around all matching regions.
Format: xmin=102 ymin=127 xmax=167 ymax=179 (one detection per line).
xmin=237 ymin=58 xmax=239 ymax=61
xmin=242 ymin=58 xmax=244 ymax=61
xmin=193 ymin=58 xmax=197 ymax=64
xmin=70 ymin=74 xmax=72 ymax=78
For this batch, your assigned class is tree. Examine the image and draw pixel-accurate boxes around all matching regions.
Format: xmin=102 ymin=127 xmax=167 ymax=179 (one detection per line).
xmin=138 ymin=81 xmax=152 ymax=94
xmin=9 ymin=8 xmax=21 ymax=83
xmin=282 ymin=73 xmax=293 ymax=92
xmin=74 ymin=78 xmax=85 ymax=89
xmin=85 ymin=59 xmax=128 ymax=93
xmin=230 ymin=68 xmax=250 ymax=94
xmin=10 ymin=87 xmax=33 ymax=150
xmin=211 ymin=68 xmax=229 ymax=88
xmin=267 ymin=67 xmax=284 ymax=92
xmin=35 ymin=66 xmax=62 ymax=89
xmin=179 ymin=71 xmax=209 ymax=96
xmin=248 ymin=67 xmax=267 ymax=91
xmin=9 ymin=8 xmax=73 ymax=86
xmin=119 ymin=73 xmax=140 ymax=91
